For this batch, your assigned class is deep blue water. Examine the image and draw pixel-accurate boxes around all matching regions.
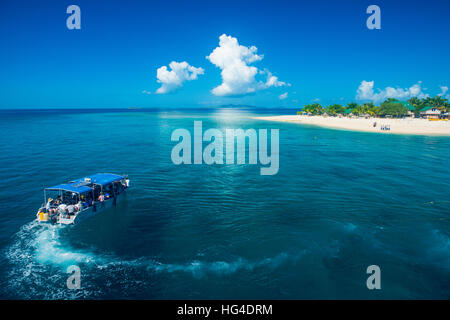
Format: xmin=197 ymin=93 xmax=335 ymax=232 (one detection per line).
xmin=0 ymin=108 xmax=449 ymax=299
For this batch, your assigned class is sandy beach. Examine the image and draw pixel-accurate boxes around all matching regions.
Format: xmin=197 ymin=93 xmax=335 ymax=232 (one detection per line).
xmin=254 ymin=115 xmax=450 ymax=136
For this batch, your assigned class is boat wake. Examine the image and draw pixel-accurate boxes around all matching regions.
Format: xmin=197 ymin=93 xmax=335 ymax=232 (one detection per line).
xmin=3 ymin=221 xmax=306 ymax=299
xmin=3 ymin=218 xmax=449 ymax=299
xmin=3 ymin=221 xmax=102 ymax=299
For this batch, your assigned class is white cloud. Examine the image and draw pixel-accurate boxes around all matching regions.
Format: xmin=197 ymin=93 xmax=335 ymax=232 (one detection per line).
xmin=262 ymin=69 xmax=288 ymax=89
xmin=156 ymin=61 xmax=204 ymax=94
xmin=279 ymin=92 xmax=288 ymax=100
xmin=356 ymin=80 xmax=429 ymax=102
xmin=206 ymin=34 xmax=288 ymax=96
xmin=142 ymin=90 xmax=151 ymax=95
xmin=438 ymin=85 xmax=449 ymax=98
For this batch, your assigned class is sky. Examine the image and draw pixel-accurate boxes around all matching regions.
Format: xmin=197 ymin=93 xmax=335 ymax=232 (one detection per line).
xmin=0 ymin=0 xmax=449 ymax=109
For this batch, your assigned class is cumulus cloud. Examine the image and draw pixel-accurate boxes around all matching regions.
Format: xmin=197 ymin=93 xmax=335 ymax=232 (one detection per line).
xmin=262 ymin=69 xmax=288 ymax=89
xmin=156 ymin=61 xmax=204 ymax=94
xmin=206 ymin=34 xmax=288 ymax=96
xmin=278 ymin=92 xmax=288 ymax=100
xmin=356 ymin=80 xmax=429 ymax=102
xmin=438 ymin=85 xmax=449 ymax=98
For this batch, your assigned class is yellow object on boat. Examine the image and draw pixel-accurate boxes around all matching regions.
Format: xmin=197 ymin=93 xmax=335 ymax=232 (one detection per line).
xmin=39 ymin=211 xmax=49 ymax=221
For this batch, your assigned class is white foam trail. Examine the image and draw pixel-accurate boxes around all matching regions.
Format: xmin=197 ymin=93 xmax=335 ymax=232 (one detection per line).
xmin=7 ymin=221 xmax=96 ymax=268
xmin=141 ymin=250 xmax=306 ymax=279
xmin=3 ymin=221 xmax=106 ymax=299
xmin=34 ymin=226 xmax=95 ymax=267
xmin=3 ymin=220 xmax=306 ymax=298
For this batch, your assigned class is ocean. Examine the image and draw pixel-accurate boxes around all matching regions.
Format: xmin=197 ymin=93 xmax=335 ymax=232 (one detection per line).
xmin=0 ymin=108 xmax=448 ymax=299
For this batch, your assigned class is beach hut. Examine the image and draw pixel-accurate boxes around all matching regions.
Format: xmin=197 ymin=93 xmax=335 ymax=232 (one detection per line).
xmin=398 ymin=101 xmax=415 ymax=117
xmin=443 ymin=112 xmax=450 ymax=119
xmin=420 ymin=106 xmax=442 ymax=119
xmin=344 ymin=109 xmax=353 ymax=117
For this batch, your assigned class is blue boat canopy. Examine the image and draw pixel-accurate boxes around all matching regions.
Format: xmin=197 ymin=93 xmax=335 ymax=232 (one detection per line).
xmin=46 ymin=183 xmax=92 ymax=194
xmin=46 ymin=173 xmax=124 ymax=194
xmin=89 ymin=173 xmax=124 ymax=186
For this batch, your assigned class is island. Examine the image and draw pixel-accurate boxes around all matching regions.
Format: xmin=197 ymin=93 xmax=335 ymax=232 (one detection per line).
xmin=255 ymin=96 xmax=450 ymax=136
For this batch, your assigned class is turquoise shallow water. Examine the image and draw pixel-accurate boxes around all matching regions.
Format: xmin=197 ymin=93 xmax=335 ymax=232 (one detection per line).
xmin=0 ymin=108 xmax=449 ymax=299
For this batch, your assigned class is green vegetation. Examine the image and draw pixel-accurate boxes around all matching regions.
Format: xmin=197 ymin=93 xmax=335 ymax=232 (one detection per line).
xmin=325 ymin=104 xmax=345 ymax=116
xmin=347 ymin=102 xmax=379 ymax=116
xmin=302 ymin=103 xmax=325 ymax=115
xmin=378 ymin=100 xmax=408 ymax=117
xmin=297 ymin=95 xmax=449 ymax=118
xmin=408 ymin=96 xmax=449 ymax=115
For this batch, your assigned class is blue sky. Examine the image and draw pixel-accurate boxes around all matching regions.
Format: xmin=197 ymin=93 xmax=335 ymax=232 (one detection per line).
xmin=0 ymin=0 xmax=449 ymax=109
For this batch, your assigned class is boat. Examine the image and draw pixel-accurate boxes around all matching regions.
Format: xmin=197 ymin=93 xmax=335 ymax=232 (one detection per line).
xmin=36 ymin=173 xmax=130 ymax=225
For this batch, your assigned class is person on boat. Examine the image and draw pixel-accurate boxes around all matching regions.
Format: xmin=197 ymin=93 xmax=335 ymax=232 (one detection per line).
xmin=80 ymin=195 xmax=86 ymax=207
xmin=45 ymin=198 xmax=53 ymax=212
xmin=67 ymin=204 xmax=75 ymax=215
xmin=57 ymin=203 xmax=68 ymax=218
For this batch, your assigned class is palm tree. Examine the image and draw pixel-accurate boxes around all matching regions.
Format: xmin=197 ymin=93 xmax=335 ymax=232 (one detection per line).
xmin=347 ymin=102 xmax=360 ymax=109
xmin=424 ymin=96 xmax=448 ymax=111
xmin=325 ymin=104 xmax=345 ymax=116
xmin=303 ymin=103 xmax=324 ymax=115
xmin=408 ymin=97 xmax=422 ymax=108
xmin=408 ymin=97 xmax=425 ymax=116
